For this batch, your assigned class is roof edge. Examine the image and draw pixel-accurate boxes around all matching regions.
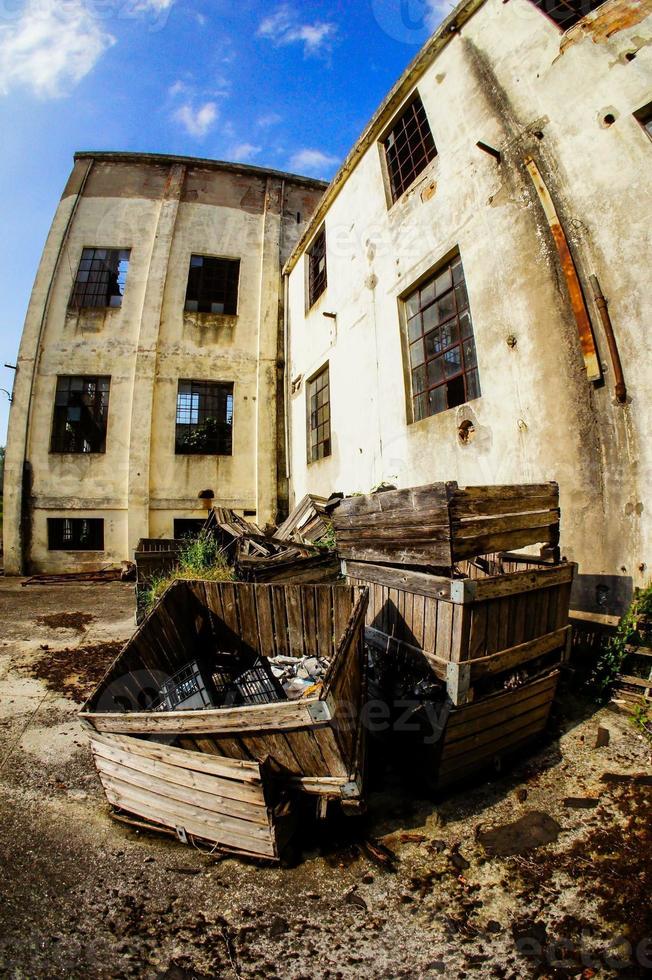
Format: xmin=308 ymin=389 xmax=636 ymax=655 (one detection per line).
xmin=283 ymin=0 xmax=487 ymax=276
xmin=73 ymin=151 xmax=330 ymax=190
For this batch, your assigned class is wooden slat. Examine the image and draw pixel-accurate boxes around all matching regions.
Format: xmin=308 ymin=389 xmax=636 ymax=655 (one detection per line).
xmin=337 ymin=541 xmax=453 ymax=567
xmin=271 ymin=587 xmax=290 ymax=658
xmin=333 ymin=484 xmax=452 ymax=519
xmin=88 ymin=731 xmax=263 ymax=781
xmin=471 ymin=564 xmax=574 ymax=601
xmin=286 ymin=585 xmax=306 ymax=659
xmin=452 ymin=524 xmax=558 ymax=561
xmin=444 ymin=680 xmax=558 ymax=745
xmin=438 ymin=707 xmax=552 ymax=776
xmin=470 ymin=627 xmax=568 ymax=678
xmin=447 ymin=672 xmax=559 ymax=729
xmin=344 ymin=562 xmax=454 ymax=600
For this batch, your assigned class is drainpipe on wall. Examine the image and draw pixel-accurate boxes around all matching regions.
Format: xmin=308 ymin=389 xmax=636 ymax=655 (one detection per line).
xmin=589 ymin=274 xmax=627 ymax=404
xmin=283 ymin=271 xmax=292 ymax=498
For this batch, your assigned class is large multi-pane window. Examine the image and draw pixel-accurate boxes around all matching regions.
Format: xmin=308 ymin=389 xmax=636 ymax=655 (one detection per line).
xmin=307 ymin=365 xmax=331 ymax=463
xmin=185 ymin=255 xmax=240 ymax=314
xmin=308 ymin=227 xmax=327 ymax=308
xmin=175 ymin=381 xmax=234 ymax=455
xmin=383 ymin=94 xmax=437 ymax=204
xmin=48 ymin=518 xmax=104 ymax=551
xmin=50 ymin=376 xmax=111 ymax=453
xmin=527 ymin=0 xmax=607 ymax=29
xmin=69 ymin=248 xmax=130 ymax=310
xmin=405 ymin=255 xmax=480 ymax=422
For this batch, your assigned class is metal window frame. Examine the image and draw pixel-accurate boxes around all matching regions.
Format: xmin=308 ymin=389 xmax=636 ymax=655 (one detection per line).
xmin=69 ymin=247 xmax=131 ymax=310
xmin=401 ymin=253 xmax=481 ymax=424
xmin=47 ymin=517 xmax=105 ymax=551
xmin=307 ymin=226 xmax=327 ymax=310
xmin=50 ymin=375 xmax=111 ymax=454
xmin=527 ymin=0 xmax=609 ymax=30
xmin=175 ymin=379 xmax=234 ymax=456
xmin=306 ymin=363 xmax=331 ymax=464
xmin=634 ymin=101 xmax=652 ymax=141
xmin=184 ymin=254 xmax=241 ymax=315
xmin=381 ymin=93 xmax=437 ymax=205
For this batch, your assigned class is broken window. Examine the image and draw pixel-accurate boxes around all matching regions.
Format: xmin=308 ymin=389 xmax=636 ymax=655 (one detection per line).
xmin=308 ymin=227 xmax=327 ymax=308
xmin=307 ymin=365 xmax=331 ymax=463
xmin=50 ymin=376 xmax=111 ymax=453
xmin=634 ymin=102 xmax=652 ymax=140
xmin=48 ymin=518 xmax=104 ymax=551
xmin=527 ymin=0 xmax=609 ymax=30
xmin=185 ymin=255 xmax=240 ymax=314
xmin=383 ymin=94 xmax=437 ymax=203
xmin=69 ymin=248 xmax=130 ymax=310
xmin=405 ymin=254 xmax=480 ymax=422
xmin=175 ymin=380 xmax=234 ymax=455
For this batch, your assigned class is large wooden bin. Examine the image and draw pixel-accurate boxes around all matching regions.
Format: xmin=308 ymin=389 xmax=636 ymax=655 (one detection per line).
xmin=81 ymin=581 xmax=369 ymax=823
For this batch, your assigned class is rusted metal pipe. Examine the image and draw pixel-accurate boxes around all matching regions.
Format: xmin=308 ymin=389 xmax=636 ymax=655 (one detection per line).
xmin=589 ymin=274 xmax=627 ymax=404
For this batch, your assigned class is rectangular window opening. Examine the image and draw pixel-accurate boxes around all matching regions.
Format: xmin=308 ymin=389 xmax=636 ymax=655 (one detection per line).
xmin=48 ymin=518 xmax=104 ymax=551
xmin=405 ymin=253 xmax=481 ymax=423
xmin=383 ymin=94 xmax=437 ymax=203
xmin=175 ymin=380 xmax=234 ymax=455
xmin=634 ymin=102 xmax=652 ymax=140
xmin=185 ymin=255 xmax=240 ymax=314
xmin=308 ymin=227 xmax=327 ymax=308
xmin=527 ymin=0 xmax=609 ymax=30
xmin=50 ymin=376 xmax=111 ymax=454
xmin=69 ymin=248 xmax=131 ymax=310
xmin=306 ymin=364 xmax=331 ymax=463
xmin=174 ymin=519 xmax=207 ymax=540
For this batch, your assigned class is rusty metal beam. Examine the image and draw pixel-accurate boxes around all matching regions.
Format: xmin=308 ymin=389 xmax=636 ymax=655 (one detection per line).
xmin=524 ymin=157 xmax=601 ymax=382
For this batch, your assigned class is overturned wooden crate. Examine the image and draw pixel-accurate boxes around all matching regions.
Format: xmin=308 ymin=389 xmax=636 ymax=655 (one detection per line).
xmin=88 ymin=731 xmax=295 ymax=860
xmin=338 ymin=481 xmax=574 ymax=789
xmin=81 ymin=582 xmax=369 ymax=837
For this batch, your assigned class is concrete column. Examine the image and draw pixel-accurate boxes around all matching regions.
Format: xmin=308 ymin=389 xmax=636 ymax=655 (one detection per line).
xmin=126 ymin=164 xmax=185 ymax=554
xmin=255 ymin=178 xmax=284 ymax=525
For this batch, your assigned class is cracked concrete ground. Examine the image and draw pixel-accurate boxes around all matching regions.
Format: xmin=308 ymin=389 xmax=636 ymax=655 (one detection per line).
xmin=0 ymin=576 xmax=650 ymax=979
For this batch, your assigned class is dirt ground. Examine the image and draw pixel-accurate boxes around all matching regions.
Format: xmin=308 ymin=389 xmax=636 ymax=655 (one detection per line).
xmin=0 ymin=577 xmax=650 ymax=980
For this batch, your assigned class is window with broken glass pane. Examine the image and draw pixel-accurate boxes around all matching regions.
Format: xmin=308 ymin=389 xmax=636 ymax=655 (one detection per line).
xmin=185 ymin=255 xmax=240 ymax=314
xmin=308 ymin=227 xmax=327 ymax=307
xmin=405 ymin=255 xmax=480 ymax=422
xmin=527 ymin=0 xmax=608 ymax=29
xmin=307 ymin=365 xmax=331 ymax=463
xmin=384 ymin=94 xmax=437 ymax=203
xmin=69 ymin=248 xmax=131 ymax=309
xmin=48 ymin=518 xmax=104 ymax=551
xmin=175 ymin=381 xmax=234 ymax=455
xmin=50 ymin=376 xmax=111 ymax=453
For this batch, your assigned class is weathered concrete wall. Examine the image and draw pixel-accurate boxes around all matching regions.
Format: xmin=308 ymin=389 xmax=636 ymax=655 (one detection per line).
xmin=286 ymin=0 xmax=652 ymax=613
xmin=3 ymin=155 xmax=325 ymax=573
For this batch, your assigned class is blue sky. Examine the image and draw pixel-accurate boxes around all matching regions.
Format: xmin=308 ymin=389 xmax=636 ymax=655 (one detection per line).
xmin=0 ymin=0 xmax=450 ymax=443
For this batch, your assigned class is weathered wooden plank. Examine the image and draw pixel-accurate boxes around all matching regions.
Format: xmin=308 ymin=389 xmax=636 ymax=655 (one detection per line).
xmin=316 ymin=586 xmax=335 ymax=658
xmin=450 ymin=491 xmax=559 ymax=519
xmin=337 ymin=541 xmax=453 ymax=567
xmin=335 ymin=524 xmax=451 ymax=543
xmin=446 ymin=672 xmax=559 ymax=729
xmin=285 ymin=585 xmax=305 ymax=659
xmin=438 ymin=706 xmax=552 ymax=775
xmin=334 ymin=484 xmax=452 ymax=519
xmin=254 ymin=587 xmax=275 ymax=657
xmin=271 ymin=587 xmax=290 ymax=658
xmin=443 ymin=683 xmax=558 ymax=745
xmin=88 ymin=731 xmax=263 ymax=781
xmin=452 ymin=510 xmax=559 ymax=541
xmin=345 ymin=562 xmax=453 ymax=600
xmin=453 ymin=524 xmax=558 ymax=561
xmin=470 ymin=627 xmax=568 ymax=678
xmin=468 ymin=603 xmax=487 ymax=660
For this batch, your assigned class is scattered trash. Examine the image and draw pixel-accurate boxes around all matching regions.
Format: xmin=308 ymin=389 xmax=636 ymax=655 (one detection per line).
xmin=358 ymin=838 xmax=398 ymax=871
xmin=595 ymin=725 xmax=610 ymax=747
xmin=269 ymin=655 xmax=329 ymax=700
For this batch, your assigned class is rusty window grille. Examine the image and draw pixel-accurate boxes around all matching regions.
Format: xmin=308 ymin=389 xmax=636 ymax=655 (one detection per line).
xmin=384 ymin=95 xmax=437 ymax=203
xmin=185 ymin=255 xmax=240 ymax=314
xmin=50 ymin=376 xmax=111 ymax=453
xmin=307 ymin=365 xmax=331 ymax=463
xmin=175 ymin=380 xmax=234 ymax=455
xmin=69 ymin=248 xmax=130 ymax=310
xmin=308 ymin=227 xmax=327 ymax=308
xmin=405 ymin=254 xmax=481 ymax=422
xmin=528 ymin=0 xmax=609 ymax=29
xmin=48 ymin=518 xmax=104 ymax=551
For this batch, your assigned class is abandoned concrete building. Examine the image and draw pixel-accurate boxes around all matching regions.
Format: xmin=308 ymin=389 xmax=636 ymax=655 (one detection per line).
xmin=3 ymin=0 xmax=652 ymax=616
xmin=2 ymin=155 xmax=326 ymax=575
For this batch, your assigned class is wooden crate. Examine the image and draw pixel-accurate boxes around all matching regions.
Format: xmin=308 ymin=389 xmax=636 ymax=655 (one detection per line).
xmin=81 ymin=581 xmax=368 ymax=806
xmin=332 ymin=482 xmax=560 ymax=569
xmin=345 ymin=560 xmax=575 ymax=706
xmin=134 ymin=538 xmax=183 ymax=587
xmin=87 ymin=731 xmax=294 ymax=861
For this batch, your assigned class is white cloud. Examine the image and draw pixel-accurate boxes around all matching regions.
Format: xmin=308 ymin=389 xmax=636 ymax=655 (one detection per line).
xmin=289 ymin=148 xmax=339 ymax=177
xmin=174 ymin=101 xmax=218 ymax=138
xmin=230 ymin=142 xmax=262 ymax=163
xmin=258 ymin=5 xmax=338 ymax=58
xmin=425 ymin=0 xmax=455 ymax=30
xmin=257 ymin=112 xmax=282 ymax=129
xmin=0 ymin=0 xmax=115 ymax=99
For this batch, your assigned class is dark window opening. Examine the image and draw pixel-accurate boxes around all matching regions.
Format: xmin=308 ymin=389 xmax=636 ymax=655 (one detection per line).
xmin=405 ymin=254 xmax=481 ymax=422
xmin=50 ymin=376 xmax=110 ymax=454
xmin=175 ymin=380 xmax=234 ymax=455
xmin=185 ymin=255 xmax=240 ymax=314
xmin=69 ymin=248 xmax=130 ymax=310
xmin=48 ymin=518 xmax=104 ymax=551
xmin=308 ymin=227 xmax=327 ymax=308
xmin=384 ymin=94 xmax=437 ymax=203
xmin=527 ymin=0 xmax=608 ymax=30
xmin=174 ymin=519 xmax=207 ymax=540
xmin=634 ymin=102 xmax=652 ymax=140
xmin=307 ymin=365 xmax=331 ymax=463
